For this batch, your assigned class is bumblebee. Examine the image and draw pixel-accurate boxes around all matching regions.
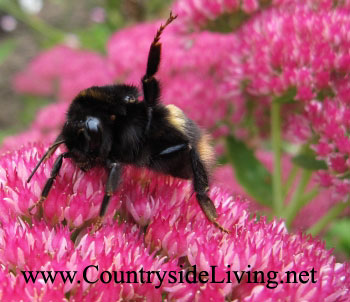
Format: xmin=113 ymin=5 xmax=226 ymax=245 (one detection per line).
xmin=27 ymin=13 xmax=227 ymax=233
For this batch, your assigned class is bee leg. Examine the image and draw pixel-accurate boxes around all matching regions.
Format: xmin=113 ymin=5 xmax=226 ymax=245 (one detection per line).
xmin=189 ymin=147 xmax=229 ymax=233
xmin=142 ymin=12 xmax=177 ymax=132
xmin=143 ymin=12 xmax=177 ymax=85
xmin=27 ymin=135 xmax=65 ymax=183
xmin=91 ymin=162 xmax=122 ymax=233
xmin=28 ymin=152 xmax=71 ymax=215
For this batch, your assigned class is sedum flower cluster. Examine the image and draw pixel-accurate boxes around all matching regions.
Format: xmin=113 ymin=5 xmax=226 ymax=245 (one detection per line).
xmin=227 ymin=3 xmax=350 ymax=201
xmin=1 ymin=0 xmax=350 ymax=300
xmin=0 ymin=145 xmax=349 ymax=301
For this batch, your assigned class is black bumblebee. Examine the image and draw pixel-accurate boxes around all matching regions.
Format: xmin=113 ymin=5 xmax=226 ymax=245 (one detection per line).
xmin=27 ymin=13 xmax=227 ymax=233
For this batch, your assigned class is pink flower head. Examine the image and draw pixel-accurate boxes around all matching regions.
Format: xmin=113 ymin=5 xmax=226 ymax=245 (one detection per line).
xmin=171 ymin=0 xmax=349 ymax=30
xmin=146 ymin=187 xmax=249 ymax=258
xmin=0 ymin=220 xmax=178 ymax=301
xmin=172 ymin=0 xmax=253 ymax=29
xmin=225 ymin=3 xmax=350 ymax=123
xmin=13 ymin=45 xmax=116 ymax=102
xmin=118 ymin=167 xmax=181 ymax=227
xmin=285 ymin=114 xmax=312 ymax=144
xmin=235 ymin=6 xmax=349 ymax=99
xmin=0 ymin=266 xmax=67 ymax=302
xmin=70 ymin=223 xmax=178 ymax=301
xmin=220 ymin=4 xmax=350 ymax=198
xmin=0 ymin=219 xmax=73 ymax=271
xmin=148 ymin=197 xmax=350 ymax=301
xmin=0 ymin=144 xmax=349 ymax=300
xmin=0 ymin=144 xmax=121 ymax=227
xmin=1 ymin=129 xmax=58 ymax=154
xmin=305 ymin=97 xmax=350 ymax=199
xmin=165 ymin=282 xmax=229 ymax=302
xmin=108 ymin=22 xmax=163 ymax=83
xmin=2 ymin=7 xmax=350 ymax=299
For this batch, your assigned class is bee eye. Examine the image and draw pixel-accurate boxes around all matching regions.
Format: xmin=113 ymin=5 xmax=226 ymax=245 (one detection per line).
xmin=124 ymin=95 xmax=136 ymax=103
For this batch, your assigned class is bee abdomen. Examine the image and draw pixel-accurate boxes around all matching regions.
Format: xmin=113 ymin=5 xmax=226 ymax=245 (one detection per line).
xmin=165 ymin=104 xmax=215 ymax=173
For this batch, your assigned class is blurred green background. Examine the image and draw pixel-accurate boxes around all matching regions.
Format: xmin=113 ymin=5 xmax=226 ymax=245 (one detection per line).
xmin=0 ymin=0 xmax=172 ymax=142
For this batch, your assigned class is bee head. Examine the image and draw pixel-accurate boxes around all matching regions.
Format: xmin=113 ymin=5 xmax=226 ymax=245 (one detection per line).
xmin=79 ymin=116 xmax=102 ymax=153
xmin=62 ymin=116 xmax=112 ymax=164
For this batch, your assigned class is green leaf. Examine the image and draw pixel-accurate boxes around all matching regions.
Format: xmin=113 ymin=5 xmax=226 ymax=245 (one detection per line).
xmin=217 ymin=154 xmax=229 ymax=165
xmin=204 ymin=11 xmax=249 ymax=33
xmin=324 ymin=219 xmax=350 ymax=257
xmin=292 ymin=153 xmax=327 ymax=171
xmin=0 ymin=129 xmax=16 ymax=144
xmin=0 ymin=39 xmax=16 ymax=65
xmin=21 ymin=96 xmax=51 ymax=125
xmin=316 ymin=86 xmax=335 ymax=101
xmin=145 ymin=0 xmax=174 ymax=17
xmin=77 ymin=24 xmax=112 ymax=53
xmin=226 ymin=136 xmax=273 ymax=207
xmin=274 ymin=86 xmax=297 ymax=104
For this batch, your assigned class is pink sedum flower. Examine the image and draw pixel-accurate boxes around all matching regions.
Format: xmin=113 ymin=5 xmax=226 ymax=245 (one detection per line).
xmin=172 ymin=0 xmax=350 ymax=30
xmin=0 ymin=220 xmax=177 ymax=301
xmin=0 ymin=267 xmax=67 ymax=302
xmin=70 ymin=223 xmax=177 ymax=301
xmin=1 ymin=129 xmax=58 ymax=154
xmin=2 ymin=5 xmax=350 ymax=300
xmin=172 ymin=0 xmax=255 ymax=29
xmin=148 ymin=203 xmax=350 ymax=301
xmin=234 ymin=5 xmax=350 ymax=101
xmin=219 ymin=4 xmax=350 ymax=199
xmin=0 ymin=219 xmax=73 ymax=271
xmin=107 ymin=22 xmax=162 ymax=83
xmin=0 ymin=144 xmax=349 ymax=300
xmin=0 ymin=144 xmax=120 ymax=227
xmin=285 ymin=114 xmax=312 ymax=144
xmin=13 ymin=46 xmax=116 ymax=102
xmin=165 ymin=281 xmax=229 ymax=302
xmin=306 ymin=99 xmax=350 ymax=200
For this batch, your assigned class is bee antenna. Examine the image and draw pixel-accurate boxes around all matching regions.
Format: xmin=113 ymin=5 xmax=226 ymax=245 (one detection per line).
xmin=27 ymin=140 xmax=65 ymax=183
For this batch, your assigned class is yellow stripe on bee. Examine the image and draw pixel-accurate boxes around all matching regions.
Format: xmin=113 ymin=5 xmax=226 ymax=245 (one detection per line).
xmin=166 ymin=104 xmax=187 ymax=134
xmin=197 ymin=133 xmax=215 ymax=170
xmin=78 ymin=88 xmax=104 ymax=100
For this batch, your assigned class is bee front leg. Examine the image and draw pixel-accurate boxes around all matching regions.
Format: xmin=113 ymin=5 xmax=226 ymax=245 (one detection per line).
xmin=189 ymin=147 xmax=229 ymax=233
xmin=91 ymin=161 xmax=122 ymax=233
xmin=29 ymin=152 xmax=71 ymax=216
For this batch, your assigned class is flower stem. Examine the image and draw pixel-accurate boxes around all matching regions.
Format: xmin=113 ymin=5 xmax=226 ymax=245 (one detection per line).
xmin=271 ymin=101 xmax=283 ymax=215
xmin=298 ymin=188 xmax=319 ymax=208
xmin=308 ymin=201 xmax=350 ymax=236
xmin=284 ymin=170 xmax=312 ymax=228
xmin=283 ymin=165 xmax=299 ymax=199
